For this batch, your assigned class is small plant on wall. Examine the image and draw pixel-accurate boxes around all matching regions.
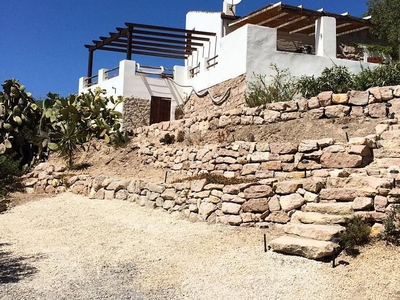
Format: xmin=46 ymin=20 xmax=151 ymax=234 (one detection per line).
xmin=245 ymin=64 xmax=297 ymax=107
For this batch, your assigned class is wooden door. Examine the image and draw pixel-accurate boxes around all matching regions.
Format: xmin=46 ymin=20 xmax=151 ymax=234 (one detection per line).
xmin=150 ymin=96 xmax=171 ymax=124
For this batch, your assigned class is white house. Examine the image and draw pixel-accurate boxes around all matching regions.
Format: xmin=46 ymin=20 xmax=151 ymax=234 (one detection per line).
xmin=79 ymin=1 xmax=380 ymax=127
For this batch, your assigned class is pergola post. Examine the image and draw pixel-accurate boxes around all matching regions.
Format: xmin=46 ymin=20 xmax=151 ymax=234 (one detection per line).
xmin=127 ymin=26 xmax=133 ymax=60
xmin=87 ymin=49 xmax=94 ymax=83
xmin=315 ymin=16 xmax=337 ymax=58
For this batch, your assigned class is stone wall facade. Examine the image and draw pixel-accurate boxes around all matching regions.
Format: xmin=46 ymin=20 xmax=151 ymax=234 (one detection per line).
xmin=123 ymin=97 xmax=150 ymax=132
xmin=135 ymin=85 xmax=400 ymax=143
xmin=183 ymin=74 xmax=246 ymax=119
xmin=23 ymin=84 xmax=400 ymax=232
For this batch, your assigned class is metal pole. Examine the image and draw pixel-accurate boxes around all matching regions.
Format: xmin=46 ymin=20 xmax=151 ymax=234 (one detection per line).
xmin=264 ymin=234 xmax=267 ymax=252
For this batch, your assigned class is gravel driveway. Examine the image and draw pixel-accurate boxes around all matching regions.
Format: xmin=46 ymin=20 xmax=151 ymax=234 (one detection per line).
xmin=0 ymin=193 xmax=399 ymax=300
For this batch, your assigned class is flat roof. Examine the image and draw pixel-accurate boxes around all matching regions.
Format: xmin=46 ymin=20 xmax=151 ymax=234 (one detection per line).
xmin=229 ymin=2 xmax=372 ymax=36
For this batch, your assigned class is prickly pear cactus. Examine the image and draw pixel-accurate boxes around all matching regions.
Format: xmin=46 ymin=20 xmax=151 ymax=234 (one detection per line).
xmin=0 ymin=79 xmax=42 ymax=168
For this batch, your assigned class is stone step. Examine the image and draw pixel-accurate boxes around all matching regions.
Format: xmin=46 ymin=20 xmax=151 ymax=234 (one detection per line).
xmin=326 ymin=176 xmax=391 ymax=190
xmin=302 ymin=202 xmax=354 ymax=215
xmin=319 ymin=187 xmax=376 ymax=201
xmin=291 ymin=211 xmax=353 ymax=225
xmin=269 ymin=235 xmax=340 ymax=260
xmin=281 ymin=223 xmax=346 ymax=241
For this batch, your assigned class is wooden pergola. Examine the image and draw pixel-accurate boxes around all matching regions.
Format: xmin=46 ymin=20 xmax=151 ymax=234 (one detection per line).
xmin=229 ymin=2 xmax=372 ymax=36
xmin=84 ymin=23 xmax=217 ymax=78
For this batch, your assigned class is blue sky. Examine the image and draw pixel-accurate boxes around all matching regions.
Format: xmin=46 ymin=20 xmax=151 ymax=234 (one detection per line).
xmin=1 ymin=0 xmax=368 ymax=98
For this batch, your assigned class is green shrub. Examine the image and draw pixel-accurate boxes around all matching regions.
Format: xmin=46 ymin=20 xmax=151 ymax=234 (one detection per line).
xmin=339 ymin=216 xmax=371 ymax=254
xmin=160 ymin=133 xmax=175 ymax=145
xmin=245 ymin=64 xmax=297 ymax=107
xmin=318 ymin=65 xmax=353 ymax=93
xmin=353 ymin=63 xmax=400 ymax=91
xmin=176 ymin=131 xmax=185 ymax=143
xmin=380 ymin=205 xmax=400 ymax=245
xmin=296 ymin=75 xmax=320 ymax=99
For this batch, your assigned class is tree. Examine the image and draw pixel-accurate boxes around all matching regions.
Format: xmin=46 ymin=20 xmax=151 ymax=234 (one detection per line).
xmin=367 ymin=0 xmax=400 ymax=59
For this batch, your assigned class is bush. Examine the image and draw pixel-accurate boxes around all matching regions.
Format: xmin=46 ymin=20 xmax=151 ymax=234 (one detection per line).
xmin=318 ymin=65 xmax=353 ymax=93
xmin=353 ymin=63 xmax=400 ymax=91
xmin=338 ymin=216 xmax=371 ymax=254
xmin=0 ymin=154 xmax=22 ymax=200
xmin=160 ymin=133 xmax=175 ymax=144
xmin=176 ymin=131 xmax=185 ymax=143
xmin=380 ymin=205 xmax=400 ymax=245
xmin=296 ymin=75 xmax=320 ymax=99
xmin=245 ymin=64 xmax=297 ymax=107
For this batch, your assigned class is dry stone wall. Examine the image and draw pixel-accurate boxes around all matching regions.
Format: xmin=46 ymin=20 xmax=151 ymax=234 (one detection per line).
xmin=135 ymin=86 xmax=400 ymax=144
xmin=22 ymin=84 xmax=400 ymax=232
xmin=123 ymin=97 xmax=150 ymax=132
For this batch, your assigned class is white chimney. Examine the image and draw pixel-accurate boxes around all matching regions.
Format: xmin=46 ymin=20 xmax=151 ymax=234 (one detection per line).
xmin=223 ymin=1 xmax=236 ymax=16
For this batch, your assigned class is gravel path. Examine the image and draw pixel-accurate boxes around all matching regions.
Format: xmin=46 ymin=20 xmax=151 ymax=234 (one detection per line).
xmin=0 ymin=193 xmax=400 ymax=300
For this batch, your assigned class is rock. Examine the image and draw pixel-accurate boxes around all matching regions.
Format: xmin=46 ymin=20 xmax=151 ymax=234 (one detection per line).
xmin=268 ymin=195 xmax=281 ymax=211
xmin=303 ymin=202 xmax=353 ymax=215
xmin=368 ymin=103 xmax=387 ymax=118
xmin=241 ymin=163 xmax=260 ymax=175
xmin=282 ymin=223 xmax=346 ymax=241
xmin=266 ymin=211 xmax=290 ymax=223
xmin=243 ymin=185 xmax=274 ymax=199
xmin=249 ymin=152 xmax=270 ymax=162
xmin=221 ymin=202 xmax=241 ymax=215
xmin=225 ymin=215 xmax=242 ymax=226
xmin=94 ymin=188 xmax=105 ymax=200
xmin=274 ymin=180 xmax=302 ymax=194
xmin=270 ymin=142 xmax=298 ymax=154
xmin=24 ymin=178 xmax=39 ymax=187
xmin=260 ymin=161 xmax=282 ymax=170
xmin=318 ymin=91 xmax=333 ymax=106
xmin=352 ymin=197 xmax=373 ymax=210
xmin=320 ymin=188 xmax=375 ymax=201
xmin=380 ymin=87 xmax=394 ymax=101
xmin=280 ymin=194 xmax=305 ymax=211
xmin=321 ymin=152 xmax=362 ymax=168
xmin=199 ymin=202 xmax=217 ymax=219
xmin=127 ymin=180 xmax=143 ymax=194
xmin=325 ymin=105 xmax=351 ymax=118
xmin=308 ymin=97 xmax=320 ymax=109
xmin=298 ymin=140 xmax=319 ymax=152
xmin=146 ymin=183 xmax=165 ymax=194
xmin=107 ymin=180 xmax=130 ymax=191
xmin=163 ymin=200 xmax=175 ymax=210
xmin=223 ymin=185 xmax=240 ymax=195
xmin=191 ymin=179 xmax=207 ymax=192
xmin=104 ymin=190 xmax=115 ymax=200
xmin=304 ymin=191 xmax=319 ymax=202
xmin=355 ymin=211 xmax=386 ymax=222
xmin=292 ymin=211 xmax=352 ymax=225
xmin=374 ymin=195 xmax=388 ymax=212
xmin=270 ymin=235 xmax=339 ymax=259
xmin=92 ymin=175 xmax=107 ymax=191
xmin=305 ymin=108 xmax=325 ymax=119
xmin=242 ymin=199 xmax=269 ymax=213
xmin=332 ymin=93 xmax=349 ymax=104
xmin=370 ymin=223 xmax=384 ymax=238
xmin=263 ymin=110 xmax=281 ymax=123
xmin=349 ymin=90 xmax=369 ymax=106
xmin=161 ymin=188 xmax=176 ymax=200
xmin=115 ymin=189 xmax=129 ymax=200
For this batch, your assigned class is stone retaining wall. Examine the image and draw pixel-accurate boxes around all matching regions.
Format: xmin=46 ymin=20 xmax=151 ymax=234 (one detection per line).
xmin=22 ymin=84 xmax=400 ymax=230
xmin=123 ymin=97 xmax=151 ymax=132
xmin=24 ymin=159 xmax=397 ymax=230
xmin=135 ymin=86 xmax=400 ymax=143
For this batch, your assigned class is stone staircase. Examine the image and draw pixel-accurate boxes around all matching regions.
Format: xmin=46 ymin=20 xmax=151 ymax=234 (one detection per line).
xmin=270 ymin=202 xmax=350 ymax=260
